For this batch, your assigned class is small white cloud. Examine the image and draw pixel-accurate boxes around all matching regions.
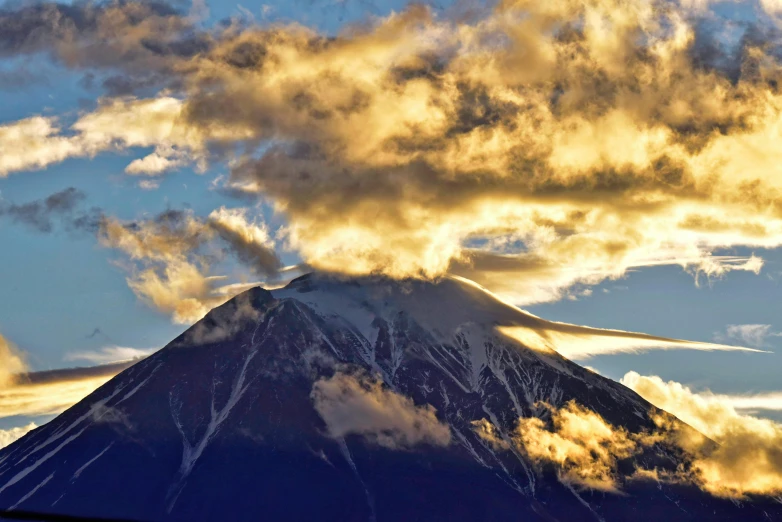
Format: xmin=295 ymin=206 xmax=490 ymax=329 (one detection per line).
xmin=65 ymin=346 xmax=154 ymax=365
xmin=125 ymin=146 xmax=187 ymax=175
xmin=138 ymin=179 xmax=161 ymax=190
xmin=0 ymin=423 xmax=37 ymax=449
xmin=311 ymin=371 xmax=451 ymax=450
xmin=714 ymin=324 xmax=777 ymax=348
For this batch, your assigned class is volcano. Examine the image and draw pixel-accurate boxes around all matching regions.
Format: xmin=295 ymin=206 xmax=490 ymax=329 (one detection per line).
xmin=0 ymin=273 xmax=778 ymax=521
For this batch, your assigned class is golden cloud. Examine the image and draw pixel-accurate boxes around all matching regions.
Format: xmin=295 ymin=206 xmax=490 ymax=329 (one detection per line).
xmin=474 ymin=377 xmax=782 ymax=499
xmin=0 ymin=332 xmax=137 ymax=421
xmin=0 ymin=368 xmax=131 ymax=425
xmin=191 ymin=0 xmax=782 ymax=303
xmin=508 ymin=401 xmax=639 ymax=492
xmin=98 ymin=207 xmax=279 ymax=323
xmin=0 ymin=334 xmax=27 ymax=389
xmin=622 ymin=371 xmax=782 ymax=498
xmin=4 ymin=0 xmax=782 ymax=307
xmin=0 ymin=375 xmax=115 ymax=420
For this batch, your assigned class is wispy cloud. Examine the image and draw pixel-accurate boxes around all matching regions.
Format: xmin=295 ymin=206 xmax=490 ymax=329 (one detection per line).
xmin=0 ymin=360 xmax=135 ymax=420
xmin=499 ymin=322 xmax=766 ymax=359
xmin=0 ymin=187 xmax=100 ymax=233
xmin=0 ymin=371 xmax=120 ymax=420
xmin=0 ymin=331 xmax=134 ymax=420
xmin=714 ymin=324 xmax=782 ymax=348
xmin=65 ymin=346 xmax=155 ymax=365
xmin=98 ymin=207 xmax=281 ymax=324
xmin=722 ymin=392 xmax=782 ymax=412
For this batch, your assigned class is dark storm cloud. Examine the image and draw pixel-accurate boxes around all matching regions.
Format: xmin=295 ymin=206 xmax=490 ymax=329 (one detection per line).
xmin=0 ymin=187 xmax=102 ymax=233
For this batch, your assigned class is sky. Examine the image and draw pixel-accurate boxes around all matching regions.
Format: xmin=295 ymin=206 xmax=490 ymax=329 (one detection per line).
xmin=2 ymin=0 xmax=782 ymax=453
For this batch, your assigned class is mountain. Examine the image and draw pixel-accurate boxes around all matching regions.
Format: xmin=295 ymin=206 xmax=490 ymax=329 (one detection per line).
xmin=0 ymin=273 xmax=779 ymax=521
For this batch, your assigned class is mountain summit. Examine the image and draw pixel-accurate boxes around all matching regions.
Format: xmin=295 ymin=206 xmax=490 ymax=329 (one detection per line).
xmin=0 ymin=274 xmax=778 ymax=521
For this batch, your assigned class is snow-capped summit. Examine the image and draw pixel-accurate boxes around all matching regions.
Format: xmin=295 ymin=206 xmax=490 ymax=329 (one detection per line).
xmin=0 ymin=274 xmax=778 ymax=521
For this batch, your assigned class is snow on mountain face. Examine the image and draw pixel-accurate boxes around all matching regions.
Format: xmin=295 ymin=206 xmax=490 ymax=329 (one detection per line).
xmin=0 ymin=273 xmax=779 ymax=521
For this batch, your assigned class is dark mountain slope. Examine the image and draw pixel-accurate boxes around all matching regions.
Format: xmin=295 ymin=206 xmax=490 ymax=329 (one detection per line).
xmin=0 ymin=274 xmax=778 ymax=521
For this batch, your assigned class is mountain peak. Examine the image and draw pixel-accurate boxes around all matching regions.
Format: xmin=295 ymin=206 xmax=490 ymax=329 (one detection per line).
xmin=274 ymin=271 xmax=541 ymax=337
xmin=0 ymin=273 xmax=778 ymax=521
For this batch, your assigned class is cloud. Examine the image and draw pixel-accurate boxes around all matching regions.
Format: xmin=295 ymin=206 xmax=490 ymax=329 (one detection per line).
xmin=0 ymin=1 xmax=205 ymax=92
xmin=622 ymin=371 xmax=782 ymax=497
xmin=472 ymin=401 xmax=684 ymax=493
xmin=0 ymin=187 xmax=100 ymax=233
xmin=311 ymin=371 xmax=451 ymax=449
xmin=497 ymin=321 xmax=765 ymax=359
xmin=0 ymin=331 xmax=135 ymax=420
xmin=0 ymin=376 xmax=115 ymax=419
xmin=181 ymin=287 xmax=265 ymax=345
xmin=65 ymin=346 xmax=155 ymax=365
xmin=195 ymin=1 xmax=782 ymax=302
xmin=511 ymin=401 xmax=639 ymax=492
xmin=714 ymin=324 xmax=780 ymax=348
xmin=0 ymin=423 xmax=37 ymax=450
xmin=0 ymin=186 xmax=282 ymax=325
xmin=98 ymin=207 xmax=282 ymax=323
xmin=0 ymin=334 xmax=26 ymax=389
xmin=0 ymin=361 xmax=134 ymax=420
xmin=0 ymin=117 xmax=85 ymax=177
xmin=97 ymin=209 xmax=222 ymax=323
xmin=0 ymin=96 xmax=250 ymax=177
xmin=722 ymin=392 xmax=782 ymax=412
xmin=474 ymin=389 xmax=782 ymax=498
xmin=471 ymin=418 xmax=511 ymax=450
xmin=4 ymin=0 xmax=782 ymax=305
xmin=207 ymin=207 xmax=281 ymax=278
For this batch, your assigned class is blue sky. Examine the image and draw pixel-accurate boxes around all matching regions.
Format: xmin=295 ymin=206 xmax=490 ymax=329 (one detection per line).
xmin=3 ymin=0 xmax=782 ymax=433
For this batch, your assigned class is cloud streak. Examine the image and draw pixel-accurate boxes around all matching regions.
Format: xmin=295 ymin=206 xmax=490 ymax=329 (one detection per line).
xmin=65 ymin=346 xmax=155 ymax=365
xmin=0 ymin=334 xmax=26 ymax=389
xmin=499 ymin=322 xmax=767 ymax=359
xmin=0 ymin=331 xmax=137 ymax=420
xmin=0 ymin=360 xmax=136 ymax=420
